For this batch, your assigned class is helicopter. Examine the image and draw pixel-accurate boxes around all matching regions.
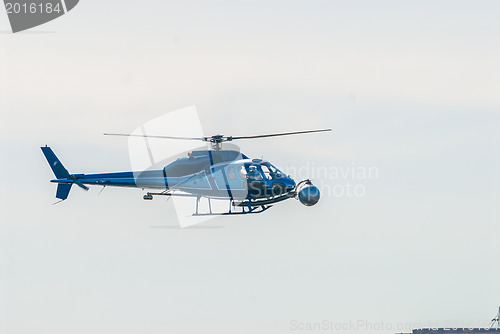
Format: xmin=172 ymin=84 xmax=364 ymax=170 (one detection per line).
xmin=41 ymin=129 xmax=331 ymax=215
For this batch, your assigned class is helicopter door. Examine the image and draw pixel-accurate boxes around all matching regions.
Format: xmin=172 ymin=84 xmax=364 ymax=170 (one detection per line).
xmin=222 ymin=164 xmax=248 ymax=200
xmin=239 ymin=164 xmax=267 ymax=198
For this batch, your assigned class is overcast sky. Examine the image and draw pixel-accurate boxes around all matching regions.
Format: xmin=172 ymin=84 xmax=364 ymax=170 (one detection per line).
xmin=1 ymin=1 xmax=499 ymax=333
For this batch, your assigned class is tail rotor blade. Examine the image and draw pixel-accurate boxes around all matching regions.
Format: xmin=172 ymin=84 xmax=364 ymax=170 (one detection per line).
xmin=74 ymin=179 xmax=89 ymax=191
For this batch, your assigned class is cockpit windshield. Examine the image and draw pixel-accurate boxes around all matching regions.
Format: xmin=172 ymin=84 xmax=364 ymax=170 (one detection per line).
xmin=237 ymin=163 xmax=286 ymax=181
xmin=239 ymin=165 xmax=263 ymax=181
xmin=260 ymin=162 xmax=286 ymax=180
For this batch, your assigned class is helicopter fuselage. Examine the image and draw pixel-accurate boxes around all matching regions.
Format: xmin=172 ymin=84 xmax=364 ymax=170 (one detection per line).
xmin=49 ymin=149 xmax=297 ymax=201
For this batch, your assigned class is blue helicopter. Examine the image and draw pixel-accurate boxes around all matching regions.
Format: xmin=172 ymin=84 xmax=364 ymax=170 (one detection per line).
xmin=42 ymin=129 xmax=330 ymax=215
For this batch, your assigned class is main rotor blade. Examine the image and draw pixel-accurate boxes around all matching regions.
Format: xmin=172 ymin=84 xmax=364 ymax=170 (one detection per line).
xmin=231 ymin=129 xmax=331 ymax=140
xmin=103 ymin=133 xmax=204 ymax=141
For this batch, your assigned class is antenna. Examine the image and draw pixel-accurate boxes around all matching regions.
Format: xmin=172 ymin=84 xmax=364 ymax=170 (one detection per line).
xmin=490 ymin=307 xmax=500 ymax=329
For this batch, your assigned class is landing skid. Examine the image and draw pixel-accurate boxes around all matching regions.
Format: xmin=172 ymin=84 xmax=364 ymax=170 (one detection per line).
xmin=193 ymin=196 xmax=273 ymax=216
xmin=193 ymin=204 xmax=272 ymax=216
xmin=143 ymin=191 xmax=281 ymax=216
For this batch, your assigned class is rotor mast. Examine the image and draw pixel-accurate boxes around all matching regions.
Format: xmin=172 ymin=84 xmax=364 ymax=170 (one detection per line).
xmin=204 ymin=134 xmax=233 ymax=151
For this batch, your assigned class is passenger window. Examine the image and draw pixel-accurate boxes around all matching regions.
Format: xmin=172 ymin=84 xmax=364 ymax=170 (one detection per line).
xmin=226 ymin=166 xmax=237 ymax=180
xmin=238 ymin=166 xmax=247 ymax=180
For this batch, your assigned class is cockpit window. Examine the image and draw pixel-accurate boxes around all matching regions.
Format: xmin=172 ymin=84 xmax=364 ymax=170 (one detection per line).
xmin=239 ymin=164 xmax=263 ymax=181
xmin=261 ymin=165 xmax=273 ymax=180
xmin=261 ymin=163 xmax=286 ymax=179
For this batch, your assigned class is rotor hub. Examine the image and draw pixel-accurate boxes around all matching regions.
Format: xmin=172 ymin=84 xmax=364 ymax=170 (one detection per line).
xmin=203 ymin=135 xmax=233 ymax=150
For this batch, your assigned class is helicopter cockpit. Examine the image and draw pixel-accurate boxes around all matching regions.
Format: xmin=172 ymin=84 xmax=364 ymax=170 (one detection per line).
xmin=239 ymin=165 xmax=262 ymax=181
xmin=237 ymin=162 xmax=287 ymax=181
xmin=259 ymin=162 xmax=286 ymax=180
xmin=229 ymin=161 xmax=295 ymax=198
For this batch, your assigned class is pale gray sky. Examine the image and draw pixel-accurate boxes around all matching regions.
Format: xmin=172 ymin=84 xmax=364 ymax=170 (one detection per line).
xmin=0 ymin=1 xmax=499 ymax=333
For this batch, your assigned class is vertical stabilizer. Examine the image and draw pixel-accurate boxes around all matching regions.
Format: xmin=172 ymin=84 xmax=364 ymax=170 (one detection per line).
xmin=41 ymin=146 xmax=70 ymax=179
